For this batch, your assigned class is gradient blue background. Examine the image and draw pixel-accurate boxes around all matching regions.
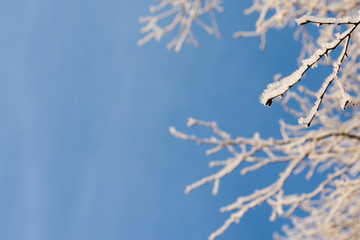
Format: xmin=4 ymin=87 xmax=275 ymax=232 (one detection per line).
xmin=0 ymin=1 xmax=314 ymax=239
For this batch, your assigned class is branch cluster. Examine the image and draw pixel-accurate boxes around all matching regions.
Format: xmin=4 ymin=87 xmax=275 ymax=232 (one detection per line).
xmin=138 ymin=0 xmax=223 ymax=51
xmin=140 ymin=0 xmax=360 ymax=239
xmin=171 ymin=107 xmax=360 ymax=239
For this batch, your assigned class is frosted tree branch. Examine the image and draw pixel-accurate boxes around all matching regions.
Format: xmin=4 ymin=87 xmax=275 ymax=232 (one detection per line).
xmin=260 ymin=17 xmax=359 ymax=127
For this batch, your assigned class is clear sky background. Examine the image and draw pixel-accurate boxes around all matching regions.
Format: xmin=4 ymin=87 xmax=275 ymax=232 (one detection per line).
xmin=0 ymin=1 xmax=320 ymax=240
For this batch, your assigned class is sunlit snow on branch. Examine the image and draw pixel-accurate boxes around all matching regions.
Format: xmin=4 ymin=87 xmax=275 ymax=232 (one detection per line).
xmin=261 ymin=16 xmax=359 ymax=126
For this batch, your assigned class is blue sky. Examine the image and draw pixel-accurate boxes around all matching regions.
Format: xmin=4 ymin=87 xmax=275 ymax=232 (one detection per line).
xmin=0 ymin=1 xmax=313 ymax=240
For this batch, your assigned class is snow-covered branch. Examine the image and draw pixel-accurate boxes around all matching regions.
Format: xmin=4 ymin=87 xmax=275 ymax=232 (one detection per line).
xmin=260 ymin=15 xmax=360 ymax=126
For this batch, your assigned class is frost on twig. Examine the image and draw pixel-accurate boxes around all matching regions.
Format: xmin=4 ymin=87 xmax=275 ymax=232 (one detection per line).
xmin=171 ymin=110 xmax=360 ymax=239
xmin=260 ymin=16 xmax=360 ymax=126
xmin=138 ymin=0 xmax=223 ymax=51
